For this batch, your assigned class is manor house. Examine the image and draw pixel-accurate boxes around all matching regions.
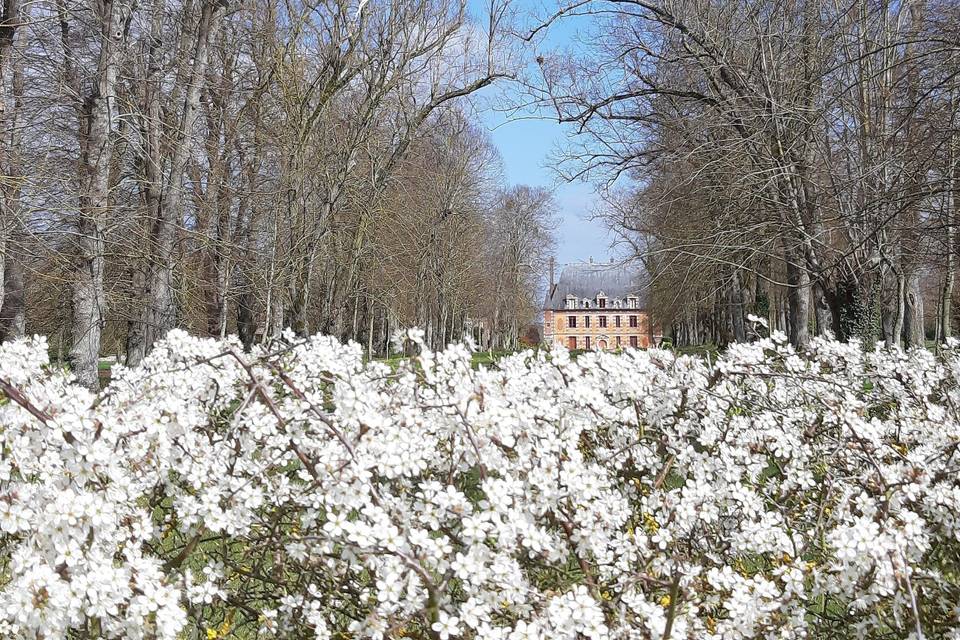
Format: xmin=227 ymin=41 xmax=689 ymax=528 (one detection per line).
xmin=543 ymin=259 xmax=659 ymax=350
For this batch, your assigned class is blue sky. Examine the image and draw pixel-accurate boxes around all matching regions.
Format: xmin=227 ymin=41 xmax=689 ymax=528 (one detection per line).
xmin=469 ymin=0 xmax=622 ymax=268
xmin=480 ymin=111 xmax=616 ymax=266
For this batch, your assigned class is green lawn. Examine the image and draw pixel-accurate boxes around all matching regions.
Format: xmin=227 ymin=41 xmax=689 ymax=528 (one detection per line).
xmin=378 ymin=350 xmax=526 ymax=371
xmin=672 ymin=343 xmax=720 ymax=360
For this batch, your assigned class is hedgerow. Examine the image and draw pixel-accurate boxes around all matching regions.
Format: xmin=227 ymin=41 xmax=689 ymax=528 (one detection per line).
xmin=1 ymin=326 xmax=959 ymax=639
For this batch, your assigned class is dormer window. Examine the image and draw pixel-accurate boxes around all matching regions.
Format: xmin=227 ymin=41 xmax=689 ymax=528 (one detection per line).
xmin=597 ymin=292 xmax=607 ymax=308
xmin=626 ymin=296 xmax=639 ymax=309
xmin=565 ymin=295 xmax=577 ymax=309
xmin=582 ymin=299 xmax=591 ymax=309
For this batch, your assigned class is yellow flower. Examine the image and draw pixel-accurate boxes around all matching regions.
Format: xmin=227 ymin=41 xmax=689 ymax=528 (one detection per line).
xmin=206 ymin=629 xmax=218 ymax=640
xmin=659 ymin=594 xmax=671 ymax=607
xmin=643 ymin=513 xmax=660 ymax=534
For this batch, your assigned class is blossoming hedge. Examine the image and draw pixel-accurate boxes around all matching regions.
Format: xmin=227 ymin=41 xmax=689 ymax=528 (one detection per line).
xmin=1 ymin=328 xmax=959 ymax=639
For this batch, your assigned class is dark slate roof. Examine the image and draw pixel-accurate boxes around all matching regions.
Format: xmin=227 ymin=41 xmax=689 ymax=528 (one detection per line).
xmin=544 ymin=262 xmax=648 ymax=310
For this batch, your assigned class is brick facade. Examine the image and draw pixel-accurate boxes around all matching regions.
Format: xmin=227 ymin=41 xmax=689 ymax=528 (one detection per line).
xmin=543 ymin=308 xmax=655 ymax=350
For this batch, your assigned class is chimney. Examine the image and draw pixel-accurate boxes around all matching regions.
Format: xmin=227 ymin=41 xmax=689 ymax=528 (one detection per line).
xmin=549 ymin=256 xmax=555 ymax=291
xmin=610 ymin=256 xmax=614 ymax=264
xmin=589 ymin=256 xmax=593 ymax=264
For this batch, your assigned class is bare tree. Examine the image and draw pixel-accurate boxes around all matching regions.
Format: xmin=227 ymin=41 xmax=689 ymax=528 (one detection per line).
xmin=64 ymin=0 xmax=135 ymax=389
xmin=488 ymin=185 xmax=555 ymax=350
xmin=0 ymin=0 xmax=545 ymax=365
xmin=0 ymin=0 xmax=26 ymax=340
xmin=531 ymin=0 xmax=960 ymax=348
xmin=124 ymin=0 xmax=227 ymax=365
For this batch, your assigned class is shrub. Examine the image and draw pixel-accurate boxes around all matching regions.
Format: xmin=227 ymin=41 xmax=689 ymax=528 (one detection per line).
xmin=1 ymin=328 xmax=959 ymax=639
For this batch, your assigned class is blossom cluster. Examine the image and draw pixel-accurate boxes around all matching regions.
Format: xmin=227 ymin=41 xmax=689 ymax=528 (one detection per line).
xmin=1 ymin=327 xmax=960 ymax=639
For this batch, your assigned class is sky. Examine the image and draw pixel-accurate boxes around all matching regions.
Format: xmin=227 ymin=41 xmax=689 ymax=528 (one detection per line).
xmin=479 ymin=111 xmax=617 ymax=267
xmin=468 ymin=0 xmax=623 ymax=269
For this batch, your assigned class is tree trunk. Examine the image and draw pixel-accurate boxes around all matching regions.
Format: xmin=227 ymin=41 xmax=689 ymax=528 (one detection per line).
xmin=367 ymin=300 xmax=374 ymax=358
xmin=904 ymin=268 xmax=924 ymax=347
xmin=893 ymin=268 xmax=905 ymax=349
xmin=812 ymin=281 xmax=834 ymax=337
xmin=0 ymin=240 xmax=24 ymax=339
xmin=941 ymin=120 xmax=958 ymax=342
xmin=69 ymin=0 xmax=133 ymax=390
xmin=783 ymin=239 xmax=811 ymax=349
xmin=940 ymin=208 xmax=955 ymax=343
xmin=881 ymin=275 xmax=896 ymax=346
xmin=201 ymin=42 xmax=235 ymax=339
xmin=287 ymin=211 xmax=321 ymax=336
xmin=729 ymin=270 xmax=746 ymax=343
xmin=0 ymin=0 xmax=23 ymax=335
xmin=234 ymin=199 xmax=258 ymax=350
xmin=270 ymin=296 xmax=284 ymax=341
xmin=0 ymin=223 xmax=6 ymax=321
xmin=127 ymin=0 xmax=164 ymax=365
xmin=136 ymin=0 xmax=226 ymax=359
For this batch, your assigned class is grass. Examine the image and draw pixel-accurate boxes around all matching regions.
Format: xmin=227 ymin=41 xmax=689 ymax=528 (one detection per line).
xmin=672 ymin=343 xmax=720 ymax=360
xmin=378 ymin=349 xmax=528 ymax=371
xmin=376 ymin=345 xmax=727 ymax=372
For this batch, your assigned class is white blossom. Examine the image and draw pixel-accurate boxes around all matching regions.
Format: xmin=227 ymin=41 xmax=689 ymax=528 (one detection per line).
xmin=0 ymin=330 xmax=958 ymax=638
